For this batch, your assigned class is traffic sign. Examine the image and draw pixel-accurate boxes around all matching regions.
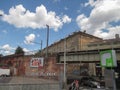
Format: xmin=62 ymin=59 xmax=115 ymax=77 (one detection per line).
xmin=100 ymin=50 xmax=117 ymax=67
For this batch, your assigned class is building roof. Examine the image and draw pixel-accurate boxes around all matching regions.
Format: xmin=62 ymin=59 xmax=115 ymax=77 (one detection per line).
xmin=47 ymin=30 xmax=102 ymax=48
xmin=88 ymin=38 xmax=120 ymax=45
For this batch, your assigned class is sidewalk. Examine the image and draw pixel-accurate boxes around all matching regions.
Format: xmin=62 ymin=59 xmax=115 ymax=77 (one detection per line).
xmin=9 ymin=76 xmax=58 ymax=84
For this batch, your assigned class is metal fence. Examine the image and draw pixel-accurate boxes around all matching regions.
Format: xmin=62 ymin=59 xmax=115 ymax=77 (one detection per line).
xmin=0 ymin=83 xmax=60 ymax=90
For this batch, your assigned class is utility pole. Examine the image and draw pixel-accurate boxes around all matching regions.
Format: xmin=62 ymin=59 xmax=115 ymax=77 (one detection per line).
xmin=63 ymin=38 xmax=67 ymax=89
xmin=40 ymin=40 xmax=42 ymax=56
xmin=46 ymin=25 xmax=49 ymax=58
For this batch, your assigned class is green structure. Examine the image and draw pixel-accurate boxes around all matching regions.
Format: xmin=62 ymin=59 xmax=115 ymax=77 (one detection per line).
xmin=100 ymin=50 xmax=117 ymax=67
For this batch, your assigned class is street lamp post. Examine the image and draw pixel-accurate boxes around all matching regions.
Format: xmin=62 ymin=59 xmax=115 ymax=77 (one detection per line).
xmin=40 ymin=40 xmax=42 ymax=55
xmin=0 ymin=14 xmax=3 ymax=55
xmin=46 ymin=25 xmax=49 ymax=58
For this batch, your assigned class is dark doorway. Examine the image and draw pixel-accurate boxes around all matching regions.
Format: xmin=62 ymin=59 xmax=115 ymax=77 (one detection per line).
xmin=96 ymin=63 xmax=102 ymax=77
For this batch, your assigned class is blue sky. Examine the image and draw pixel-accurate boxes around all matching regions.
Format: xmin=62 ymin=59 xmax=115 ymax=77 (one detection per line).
xmin=0 ymin=0 xmax=120 ymax=55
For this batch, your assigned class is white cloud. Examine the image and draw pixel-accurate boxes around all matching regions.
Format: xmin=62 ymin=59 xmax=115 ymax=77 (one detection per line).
xmin=1 ymin=44 xmax=15 ymax=55
xmin=0 ymin=10 xmax=4 ymax=15
xmin=84 ymin=0 xmax=97 ymax=7
xmin=76 ymin=14 xmax=90 ymax=31
xmin=94 ymin=26 xmax=120 ymax=39
xmin=23 ymin=48 xmax=37 ymax=55
xmin=4 ymin=51 xmax=12 ymax=55
xmin=24 ymin=34 xmax=36 ymax=44
xmin=77 ymin=0 xmax=120 ymax=39
xmin=23 ymin=48 xmax=29 ymax=52
xmin=2 ymin=44 xmax=11 ymax=51
xmin=2 ymin=4 xmax=71 ymax=31
xmin=62 ymin=15 xmax=71 ymax=23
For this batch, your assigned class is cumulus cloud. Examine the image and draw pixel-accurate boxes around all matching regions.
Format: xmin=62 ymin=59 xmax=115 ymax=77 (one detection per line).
xmin=2 ymin=44 xmax=12 ymax=51
xmin=93 ymin=26 xmax=120 ymax=39
xmin=24 ymin=34 xmax=36 ymax=44
xmin=62 ymin=15 xmax=71 ymax=23
xmin=2 ymin=51 xmax=11 ymax=55
xmin=0 ymin=10 xmax=4 ymax=15
xmin=77 ymin=0 xmax=120 ymax=39
xmin=1 ymin=44 xmax=15 ymax=55
xmin=2 ymin=4 xmax=71 ymax=31
xmin=23 ymin=48 xmax=37 ymax=55
xmin=84 ymin=0 xmax=98 ymax=7
xmin=23 ymin=48 xmax=29 ymax=52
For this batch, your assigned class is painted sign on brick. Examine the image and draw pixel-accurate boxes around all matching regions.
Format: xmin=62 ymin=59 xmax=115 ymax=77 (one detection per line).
xmin=30 ymin=58 xmax=44 ymax=68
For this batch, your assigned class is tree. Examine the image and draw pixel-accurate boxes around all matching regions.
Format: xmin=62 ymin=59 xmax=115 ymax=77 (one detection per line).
xmin=15 ymin=46 xmax=24 ymax=55
xmin=34 ymin=50 xmax=40 ymax=56
xmin=0 ymin=54 xmax=3 ymax=57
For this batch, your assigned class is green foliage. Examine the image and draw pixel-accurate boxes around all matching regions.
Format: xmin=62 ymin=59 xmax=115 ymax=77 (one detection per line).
xmin=0 ymin=54 xmax=3 ymax=57
xmin=15 ymin=46 xmax=24 ymax=55
xmin=35 ymin=50 xmax=41 ymax=56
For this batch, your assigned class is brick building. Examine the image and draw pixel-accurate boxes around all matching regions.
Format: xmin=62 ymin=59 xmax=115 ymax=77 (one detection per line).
xmin=0 ymin=54 xmax=63 ymax=80
xmin=0 ymin=31 xmax=104 ymax=78
xmin=0 ymin=54 xmax=25 ymax=76
xmin=42 ymin=31 xmax=102 ymax=55
xmin=0 ymin=31 xmax=120 ymax=79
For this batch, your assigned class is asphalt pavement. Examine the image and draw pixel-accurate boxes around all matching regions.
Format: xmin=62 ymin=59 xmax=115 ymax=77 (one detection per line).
xmin=0 ymin=76 xmax=59 ymax=84
xmin=0 ymin=77 xmax=12 ymax=83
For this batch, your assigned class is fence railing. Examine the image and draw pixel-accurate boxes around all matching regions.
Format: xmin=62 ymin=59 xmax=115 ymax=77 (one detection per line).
xmin=0 ymin=83 xmax=60 ymax=90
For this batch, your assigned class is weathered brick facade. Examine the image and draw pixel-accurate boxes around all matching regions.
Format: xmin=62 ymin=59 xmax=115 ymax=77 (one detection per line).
xmin=42 ymin=31 xmax=102 ymax=54
xmin=1 ymin=32 xmax=119 ymax=78
xmin=0 ymin=55 xmax=64 ymax=80
xmin=0 ymin=55 xmax=25 ymax=76
xmin=24 ymin=56 xmax=64 ymax=79
xmin=0 ymin=31 xmax=103 ymax=78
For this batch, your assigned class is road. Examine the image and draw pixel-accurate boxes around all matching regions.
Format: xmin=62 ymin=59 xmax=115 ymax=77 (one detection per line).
xmin=0 ymin=77 xmax=119 ymax=90
xmin=0 ymin=77 xmax=60 ymax=90
xmin=0 ymin=76 xmax=58 ymax=84
xmin=0 ymin=77 xmax=12 ymax=83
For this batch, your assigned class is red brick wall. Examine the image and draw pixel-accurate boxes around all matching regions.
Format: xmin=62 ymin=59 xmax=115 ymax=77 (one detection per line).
xmin=24 ymin=56 xmax=63 ymax=80
xmin=0 ymin=55 xmax=25 ymax=76
xmin=38 ymin=57 xmax=64 ymax=80
xmin=0 ymin=56 xmax=64 ymax=80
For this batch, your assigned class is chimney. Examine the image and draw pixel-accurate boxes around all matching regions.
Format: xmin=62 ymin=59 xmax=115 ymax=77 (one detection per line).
xmin=115 ymin=34 xmax=119 ymax=39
